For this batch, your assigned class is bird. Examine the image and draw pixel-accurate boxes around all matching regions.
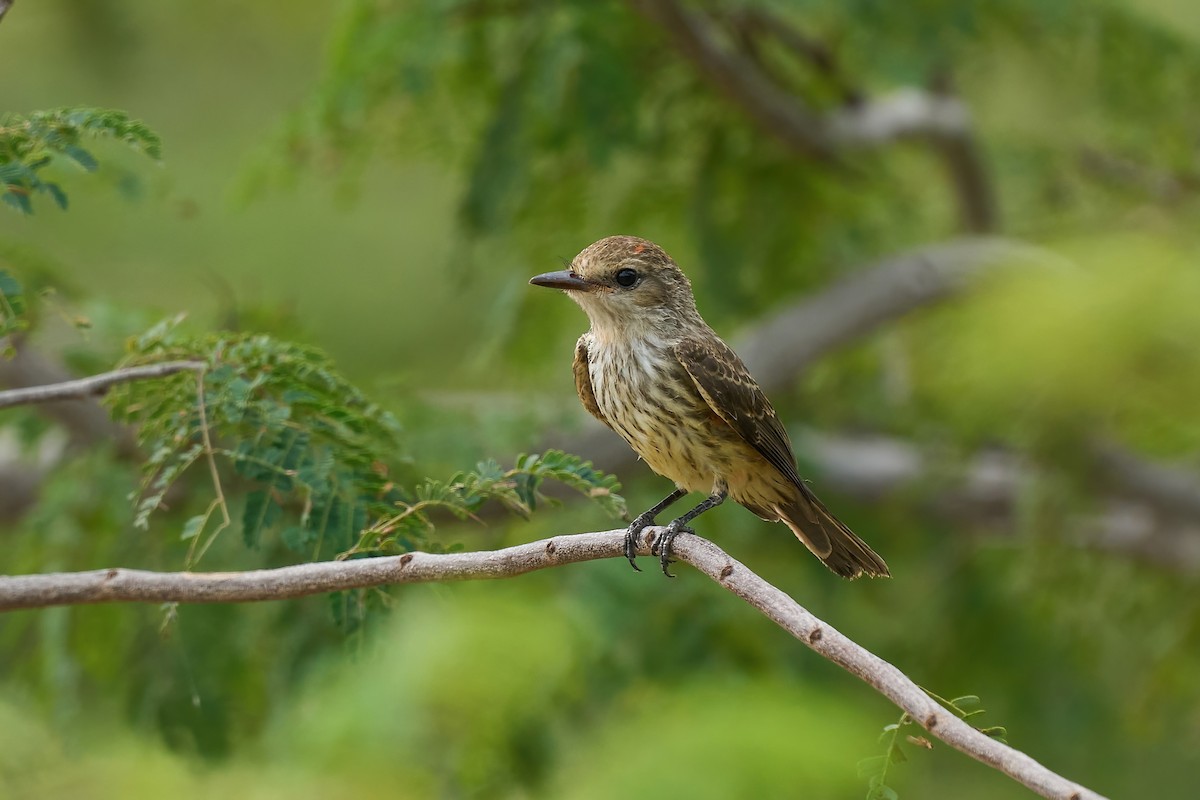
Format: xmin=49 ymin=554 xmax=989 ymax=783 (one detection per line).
xmin=529 ymin=235 xmax=889 ymax=579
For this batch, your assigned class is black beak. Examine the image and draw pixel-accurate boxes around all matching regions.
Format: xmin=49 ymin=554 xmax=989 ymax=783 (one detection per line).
xmin=529 ymin=270 xmax=593 ymax=291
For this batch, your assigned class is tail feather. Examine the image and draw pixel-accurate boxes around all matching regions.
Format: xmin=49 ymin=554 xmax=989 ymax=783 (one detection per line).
xmin=773 ymin=494 xmax=890 ymax=580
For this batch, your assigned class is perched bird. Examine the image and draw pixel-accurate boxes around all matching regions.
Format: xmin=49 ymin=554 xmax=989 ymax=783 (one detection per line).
xmin=530 ymin=235 xmax=889 ymax=579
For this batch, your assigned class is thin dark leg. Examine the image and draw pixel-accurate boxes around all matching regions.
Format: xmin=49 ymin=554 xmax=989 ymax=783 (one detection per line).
xmin=652 ymin=489 xmax=728 ymax=577
xmin=624 ymin=488 xmax=687 ymax=571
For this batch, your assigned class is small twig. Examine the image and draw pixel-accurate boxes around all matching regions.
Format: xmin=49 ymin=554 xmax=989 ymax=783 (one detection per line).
xmin=0 ymin=530 xmax=1106 ymax=800
xmin=0 ymin=360 xmax=206 ymax=410
xmin=188 ymin=368 xmax=231 ymax=566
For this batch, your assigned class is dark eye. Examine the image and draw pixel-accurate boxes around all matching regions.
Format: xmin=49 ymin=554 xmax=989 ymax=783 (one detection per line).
xmin=615 ymin=268 xmax=639 ymax=287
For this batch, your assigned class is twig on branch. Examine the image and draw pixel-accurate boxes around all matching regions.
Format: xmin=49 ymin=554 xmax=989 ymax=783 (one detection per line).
xmin=0 ymin=529 xmax=1107 ymax=800
xmin=628 ymin=0 xmax=997 ymax=232
xmin=0 ymin=360 xmax=205 ymax=410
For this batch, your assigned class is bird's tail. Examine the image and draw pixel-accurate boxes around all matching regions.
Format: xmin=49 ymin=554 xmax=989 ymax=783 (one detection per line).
xmin=773 ymin=492 xmax=890 ymax=580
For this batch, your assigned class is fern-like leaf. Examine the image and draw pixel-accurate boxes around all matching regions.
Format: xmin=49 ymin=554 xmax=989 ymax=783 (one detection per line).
xmin=0 ymin=107 xmax=161 ymax=214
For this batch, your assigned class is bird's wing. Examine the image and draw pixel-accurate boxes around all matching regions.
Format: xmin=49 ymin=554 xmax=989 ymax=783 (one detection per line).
xmin=573 ymin=333 xmax=610 ymax=427
xmin=674 ymin=336 xmax=805 ymax=491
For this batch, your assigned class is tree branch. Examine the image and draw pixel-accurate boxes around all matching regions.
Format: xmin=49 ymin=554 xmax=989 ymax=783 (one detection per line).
xmin=0 ymin=354 xmax=206 ymax=524
xmin=628 ymin=0 xmax=998 ymax=232
xmin=0 ymin=339 xmax=139 ymax=453
xmin=802 ymin=429 xmax=1200 ymax=574
xmin=0 ymin=529 xmax=1106 ymax=800
xmin=0 ymin=0 xmax=13 ymax=26
xmin=0 ymin=359 xmax=205 ymax=410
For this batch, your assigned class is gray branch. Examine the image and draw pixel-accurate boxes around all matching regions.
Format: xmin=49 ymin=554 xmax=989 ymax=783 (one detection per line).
xmin=0 ymin=528 xmax=1106 ymax=800
xmin=0 ymin=0 xmax=13 ymax=26
xmin=0 ymin=360 xmax=205 ymax=410
xmin=0 ymin=340 xmax=139 ymax=453
xmin=628 ymin=0 xmax=997 ymax=231
xmin=0 ymin=355 xmax=207 ymax=523
xmin=803 ymin=430 xmax=1200 ymax=574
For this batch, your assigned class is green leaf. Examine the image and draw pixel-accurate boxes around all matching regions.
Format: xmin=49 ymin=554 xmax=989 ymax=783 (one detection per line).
xmin=856 ymin=756 xmax=887 ymax=779
xmin=61 ymin=144 xmax=99 ymax=171
xmin=180 ymin=514 xmax=207 ymax=541
xmin=242 ymin=489 xmax=280 ymax=548
xmin=867 ymin=784 xmax=899 ymax=800
xmin=1 ymin=190 xmax=32 ymax=214
xmin=0 ymin=107 xmax=162 ymax=213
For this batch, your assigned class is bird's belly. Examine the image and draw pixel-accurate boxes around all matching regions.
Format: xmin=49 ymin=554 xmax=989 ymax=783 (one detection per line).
xmin=591 ymin=350 xmax=747 ymax=494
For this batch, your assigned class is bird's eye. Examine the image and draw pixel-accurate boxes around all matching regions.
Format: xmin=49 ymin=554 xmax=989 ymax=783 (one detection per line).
xmin=615 ymin=268 xmax=639 ymax=287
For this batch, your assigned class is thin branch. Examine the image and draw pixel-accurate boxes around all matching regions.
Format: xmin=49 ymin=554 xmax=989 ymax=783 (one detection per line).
xmin=188 ymin=369 xmax=231 ymax=566
xmin=0 ymin=529 xmax=1106 ymax=800
xmin=0 ymin=360 xmax=205 ymax=410
xmin=0 ymin=339 xmax=138 ymax=453
xmin=0 ymin=0 xmax=13 ymax=26
xmin=630 ymin=0 xmax=833 ymax=157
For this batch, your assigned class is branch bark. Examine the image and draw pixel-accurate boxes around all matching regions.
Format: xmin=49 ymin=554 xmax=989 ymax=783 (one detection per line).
xmin=0 ymin=529 xmax=1106 ymax=800
xmin=0 ymin=359 xmax=205 ymax=410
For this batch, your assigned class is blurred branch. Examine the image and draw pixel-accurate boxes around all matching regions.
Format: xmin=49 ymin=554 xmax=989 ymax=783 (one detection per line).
xmin=0 ymin=347 xmax=203 ymax=523
xmin=0 ymin=0 xmax=12 ymax=26
xmin=0 ymin=463 xmax=43 ymax=520
xmin=1088 ymin=438 xmax=1200 ymax=520
xmin=1078 ymin=148 xmax=1200 ymax=205
xmin=628 ymin=0 xmax=997 ymax=232
xmin=0 ymin=528 xmax=1106 ymax=800
xmin=723 ymin=6 xmax=858 ymax=104
xmin=805 ymin=430 xmax=1200 ymax=574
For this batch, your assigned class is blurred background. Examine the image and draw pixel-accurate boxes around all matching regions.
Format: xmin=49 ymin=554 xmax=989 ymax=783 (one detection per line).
xmin=3 ymin=1 xmax=1200 ymax=797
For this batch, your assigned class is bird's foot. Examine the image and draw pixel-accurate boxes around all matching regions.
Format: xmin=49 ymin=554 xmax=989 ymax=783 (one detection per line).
xmin=623 ymin=513 xmax=658 ymax=571
xmin=650 ymin=519 xmax=694 ymax=578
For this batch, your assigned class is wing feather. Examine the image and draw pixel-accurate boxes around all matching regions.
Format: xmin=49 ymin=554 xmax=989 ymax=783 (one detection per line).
xmin=673 ymin=336 xmax=806 ymax=494
xmin=573 ymin=333 xmax=610 ymax=427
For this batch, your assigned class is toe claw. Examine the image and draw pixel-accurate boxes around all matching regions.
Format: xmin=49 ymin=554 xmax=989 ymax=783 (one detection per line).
xmin=624 ymin=521 xmax=650 ymax=572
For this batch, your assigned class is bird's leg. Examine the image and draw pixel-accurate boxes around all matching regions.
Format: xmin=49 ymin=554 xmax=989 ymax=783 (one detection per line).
xmin=653 ymin=488 xmax=728 ymax=577
xmin=624 ymin=488 xmax=687 ymax=571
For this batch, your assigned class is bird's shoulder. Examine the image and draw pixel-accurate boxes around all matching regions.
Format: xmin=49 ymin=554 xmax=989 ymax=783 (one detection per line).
xmin=572 ymin=332 xmax=609 ymax=426
xmin=672 ymin=334 xmax=804 ymax=488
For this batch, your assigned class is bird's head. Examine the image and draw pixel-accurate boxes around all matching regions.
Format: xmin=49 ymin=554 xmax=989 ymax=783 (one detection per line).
xmin=529 ymin=236 xmax=700 ymax=336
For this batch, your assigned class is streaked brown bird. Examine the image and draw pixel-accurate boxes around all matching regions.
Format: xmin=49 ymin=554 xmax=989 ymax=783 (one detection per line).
xmin=530 ymin=235 xmax=889 ymax=579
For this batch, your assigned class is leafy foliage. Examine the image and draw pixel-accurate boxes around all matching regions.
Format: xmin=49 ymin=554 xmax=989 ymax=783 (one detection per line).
xmin=858 ymin=693 xmax=1007 ymax=799
xmin=106 ymin=316 xmax=624 ymax=566
xmin=0 ymin=268 xmax=25 ymax=345
xmin=0 ymin=107 xmax=161 ymax=213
